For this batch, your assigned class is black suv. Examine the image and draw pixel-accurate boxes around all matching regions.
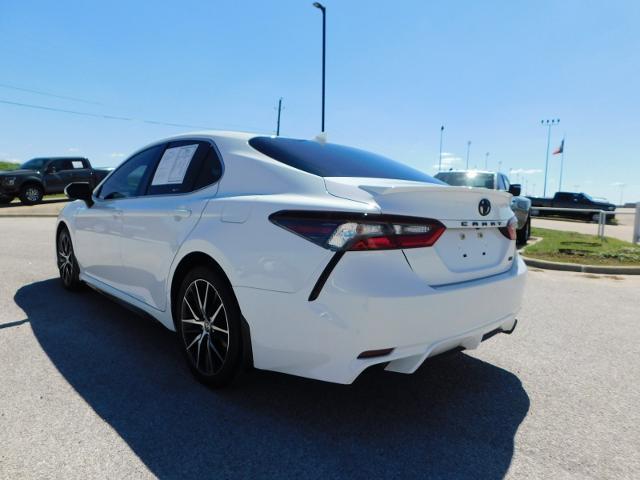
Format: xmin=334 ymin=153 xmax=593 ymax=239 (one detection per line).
xmin=0 ymin=157 xmax=111 ymax=205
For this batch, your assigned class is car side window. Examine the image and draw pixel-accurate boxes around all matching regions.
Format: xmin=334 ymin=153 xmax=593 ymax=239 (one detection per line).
xmin=98 ymin=145 xmax=164 ymax=200
xmin=146 ymin=140 xmax=222 ymax=196
xmin=58 ymin=160 xmax=74 ymax=171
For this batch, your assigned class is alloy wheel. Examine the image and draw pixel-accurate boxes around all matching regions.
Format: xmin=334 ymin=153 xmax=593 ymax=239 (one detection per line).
xmin=180 ymin=279 xmax=230 ymax=375
xmin=25 ymin=187 xmax=41 ymax=203
xmin=57 ymin=232 xmax=75 ymax=286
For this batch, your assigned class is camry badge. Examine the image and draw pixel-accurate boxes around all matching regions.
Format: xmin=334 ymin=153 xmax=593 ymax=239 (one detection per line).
xmin=478 ymin=198 xmax=491 ymax=216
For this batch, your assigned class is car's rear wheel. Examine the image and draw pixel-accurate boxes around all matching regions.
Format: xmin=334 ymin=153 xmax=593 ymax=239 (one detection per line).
xmin=176 ymin=267 xmax=242 ymax=388
xmin=516 ymin=216 xmax=531 ymax=246
xmin=19 ymin=184 xmax=43 ymax=205
xmin=57 ymin=227 xmax=82 ymax=290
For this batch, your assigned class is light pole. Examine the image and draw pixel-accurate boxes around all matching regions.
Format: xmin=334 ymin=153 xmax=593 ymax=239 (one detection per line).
xmin=466 ymin=140 xmax=471 ymax=169
xmin=438 ymin=125 xmax=444 ymax=171
xmin=485 ymin=152 xmax=489 ymax=170
xmin=313 ymin=2 xmax=326 ymax=132
xmin=541 ymin=118 xmax=560 ymax=197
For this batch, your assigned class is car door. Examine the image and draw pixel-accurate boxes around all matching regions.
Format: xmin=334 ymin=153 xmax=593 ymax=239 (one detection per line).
xmin=68 ymin=159 xmax=93 ymax=183
xmin=43 ymin=159 xmax=74 ymax=193
xmin=118 ymin=140 xmax=223 ymax=311
xmin=73 ymin=145 xmax=164 ymax=290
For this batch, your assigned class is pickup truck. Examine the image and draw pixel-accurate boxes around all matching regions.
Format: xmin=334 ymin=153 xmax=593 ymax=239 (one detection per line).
xmin=0 ymin=157 xmax=112 ymax=205
xmin=527 ymin=192 xmax=616 ymax=222
xmin=434 ymin=169 xmax=532 ymax=245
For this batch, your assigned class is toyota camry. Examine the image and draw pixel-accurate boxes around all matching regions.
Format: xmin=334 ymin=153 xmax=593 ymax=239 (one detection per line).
xmin=57 ymin=131 xmax=527 ymax=387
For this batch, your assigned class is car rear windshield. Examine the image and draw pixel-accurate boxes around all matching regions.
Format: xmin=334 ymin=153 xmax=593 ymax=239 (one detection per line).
xmin=435 ymin=171 xmax=495 ymax=189
xmin=249 ymin=136 xmax=441 ymax=183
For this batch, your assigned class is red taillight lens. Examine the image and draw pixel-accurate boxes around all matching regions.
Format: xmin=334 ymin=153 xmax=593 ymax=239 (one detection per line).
xmin=499 ymin=216 xmax=518 ymax=241
xmin=270 ymin=211 xmax=446 ymax=251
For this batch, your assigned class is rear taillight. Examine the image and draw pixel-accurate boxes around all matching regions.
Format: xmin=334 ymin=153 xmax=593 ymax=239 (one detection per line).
xmin=499 ymin=216 xmax=518 ymax=241
xmin=270 ymin=211 xmax=446 ymax=251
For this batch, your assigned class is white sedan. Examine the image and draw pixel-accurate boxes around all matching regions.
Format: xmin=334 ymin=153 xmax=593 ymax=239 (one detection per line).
xmin=57 ymin=131 xmax=527 ymax=387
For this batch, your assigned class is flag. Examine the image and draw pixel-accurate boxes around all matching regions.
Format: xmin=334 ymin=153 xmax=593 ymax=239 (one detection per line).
xmin=553 ymin=138 xmax=564 ymax=155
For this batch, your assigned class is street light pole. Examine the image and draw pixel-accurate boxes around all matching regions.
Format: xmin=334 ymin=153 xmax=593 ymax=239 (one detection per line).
xmin=466 ymin=140 xmax=471 ymax=169
xmin=541 ymin=118 xmax=559 ymax=197
xmin=313 ymin=2 xmax=326 ymax=132
xmin=438 ymin=125 xmax=444 ymax=171
xmin=485 ymin=152 xmax=489 ymax=170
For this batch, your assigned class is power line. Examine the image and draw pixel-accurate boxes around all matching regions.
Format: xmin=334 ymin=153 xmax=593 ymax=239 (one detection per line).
xmin=0 ymin=82 xmax=103 ymax=105
xmin=0 ymin=98 xmax=131 ymax=120
xmin=0 ymin=98 xmax=263 ymax=132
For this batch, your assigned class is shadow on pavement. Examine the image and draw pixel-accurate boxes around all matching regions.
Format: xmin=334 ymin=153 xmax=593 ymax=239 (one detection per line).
xmin=16 ymin=279 xmax=529 ymax=479
xmin=0 ymin=198 xmax=68 ymax=209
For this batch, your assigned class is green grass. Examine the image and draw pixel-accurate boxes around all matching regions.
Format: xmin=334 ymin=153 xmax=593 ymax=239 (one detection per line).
xmin=524 ymin=227 xmax=640 ymax=266
xmin=0 ymin=161 xmax=20 ymax=171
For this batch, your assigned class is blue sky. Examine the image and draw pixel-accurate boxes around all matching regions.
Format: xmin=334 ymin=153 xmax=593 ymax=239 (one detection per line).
xmin=1 ymin=0 xmax=638 ymax=203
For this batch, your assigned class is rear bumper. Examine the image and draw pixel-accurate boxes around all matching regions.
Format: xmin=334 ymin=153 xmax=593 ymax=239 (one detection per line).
xmin=235 ymin=252 xmax=527 ymax=384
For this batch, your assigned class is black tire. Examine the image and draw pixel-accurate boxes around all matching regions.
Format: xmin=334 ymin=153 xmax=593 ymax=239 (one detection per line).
xmin=175 ymin=267 xmax=242 ymax=388
xmin=57 ymin=227 xmax=82 ymax=290
xmin=516 ymin=216 xmax=531 ymax=246
xmin=19 ymin=183 xmax=44 ymax=205
xmin=0 ymin=196 xmax=13 ymax=204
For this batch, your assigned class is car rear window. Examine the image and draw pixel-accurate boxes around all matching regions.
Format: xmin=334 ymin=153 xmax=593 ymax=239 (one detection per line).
xmin=435 ymin=171 xmax=495 ymax=189
xmin=249 ymin=136 xmax=441 ymax=183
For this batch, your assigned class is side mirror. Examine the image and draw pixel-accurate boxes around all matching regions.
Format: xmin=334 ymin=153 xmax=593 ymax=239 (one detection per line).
xmin=45 ymin=164 xmax=56 ymax=174
xmin=508 ymin=184 xmax=522 ymax=196
xmin=65 ymin=182 xmax=94 ymax=207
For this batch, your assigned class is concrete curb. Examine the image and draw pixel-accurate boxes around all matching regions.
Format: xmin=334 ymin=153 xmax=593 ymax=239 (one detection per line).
xmin=521 ymin=255 xmax=640 ymax=275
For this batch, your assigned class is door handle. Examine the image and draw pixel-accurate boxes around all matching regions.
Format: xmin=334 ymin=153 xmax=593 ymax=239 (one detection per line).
xmin=174 ymin=208 xmax=192 ymax=219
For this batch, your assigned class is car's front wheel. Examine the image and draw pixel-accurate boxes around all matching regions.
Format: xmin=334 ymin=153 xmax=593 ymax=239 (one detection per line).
xmin=57 ymin=227 xmax=82 ymax=290
xmin=19 ymin=184 xmax=44 ymax=205
xmin=176 ymin=267 xmax=242 ymax=388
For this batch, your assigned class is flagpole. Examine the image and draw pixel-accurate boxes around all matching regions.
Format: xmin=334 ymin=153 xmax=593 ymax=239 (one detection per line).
xmin=558 ymin=135 xmax=565 ymax=192
xmin=541 ymin=118 xmax=559 ymax=197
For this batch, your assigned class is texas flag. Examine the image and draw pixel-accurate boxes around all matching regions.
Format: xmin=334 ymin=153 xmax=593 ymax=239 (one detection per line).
xmin=553 ymin=138 xmax=564 ymax=155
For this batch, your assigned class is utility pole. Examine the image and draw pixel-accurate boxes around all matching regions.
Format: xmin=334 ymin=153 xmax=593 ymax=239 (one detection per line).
xmin=541 ymin=118 xmax=560 ymax=197
xmin=313 ymin=2 xmax=326 ymax=132
xmin=275 ymin=97 xmax=283 ymax=136
xmin=438 ymin=125 xmax=444 ymax=171
xmin=466 ymin=140 xmax=471 ymax=169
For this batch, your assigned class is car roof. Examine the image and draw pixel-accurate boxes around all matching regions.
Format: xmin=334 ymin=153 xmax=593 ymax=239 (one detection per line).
xmin=28 ymin=156 xmax=89 ymax=161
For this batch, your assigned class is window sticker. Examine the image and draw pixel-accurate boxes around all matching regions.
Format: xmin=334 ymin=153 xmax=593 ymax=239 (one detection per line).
xmin=72 ymin=161 xmax=84 ymax=169
xmin=151 ymin=144 xmax=198 ymax=185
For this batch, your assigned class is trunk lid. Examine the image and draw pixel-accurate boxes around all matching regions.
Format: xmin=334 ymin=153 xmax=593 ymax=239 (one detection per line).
xmin=324 ymin=177 xmax=516 ymax=285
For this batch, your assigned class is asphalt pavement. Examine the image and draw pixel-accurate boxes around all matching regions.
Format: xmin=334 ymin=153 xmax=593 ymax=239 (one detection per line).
xmin=1 ymin=217 xmax=639 ymax=479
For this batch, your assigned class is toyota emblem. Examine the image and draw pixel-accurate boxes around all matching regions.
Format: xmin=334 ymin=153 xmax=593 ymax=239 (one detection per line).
xmin=478 ymin=199 xmax=491 ymax=216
